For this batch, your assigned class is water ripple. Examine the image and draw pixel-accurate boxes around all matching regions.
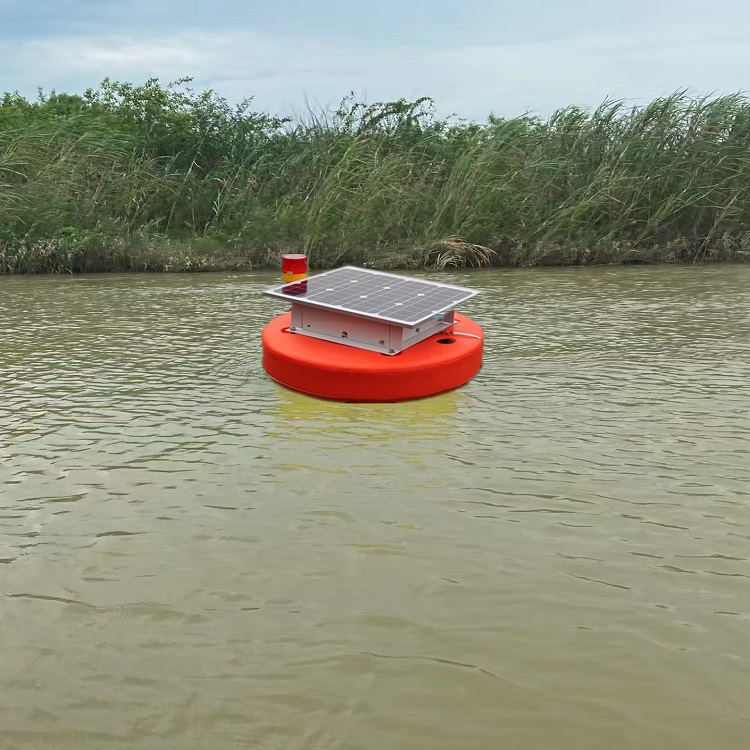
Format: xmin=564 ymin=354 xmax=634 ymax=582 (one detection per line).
xmin=2 ymin=266 xmax=750 ymax=749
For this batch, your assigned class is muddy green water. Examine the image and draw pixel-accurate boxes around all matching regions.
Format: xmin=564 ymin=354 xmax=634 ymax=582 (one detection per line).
xmin=1 ymin=266 xmax=750 ymax=750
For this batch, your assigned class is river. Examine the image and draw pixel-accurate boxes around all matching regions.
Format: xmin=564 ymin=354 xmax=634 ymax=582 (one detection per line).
xmin=1 ymin=265 xmax=749 ymax=749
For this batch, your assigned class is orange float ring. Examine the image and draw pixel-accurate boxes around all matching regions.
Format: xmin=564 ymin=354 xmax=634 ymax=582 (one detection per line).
xmin=262 ymin=311 xmax=483 ymax=402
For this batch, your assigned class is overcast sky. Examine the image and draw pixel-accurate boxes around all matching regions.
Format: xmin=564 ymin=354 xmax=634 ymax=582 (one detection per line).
xmin=1 ymin=0 xmax=748 ymax=121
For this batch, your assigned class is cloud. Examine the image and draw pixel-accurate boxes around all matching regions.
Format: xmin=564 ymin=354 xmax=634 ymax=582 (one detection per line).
xmin=1 ymin=20 xmax=748 ymax=121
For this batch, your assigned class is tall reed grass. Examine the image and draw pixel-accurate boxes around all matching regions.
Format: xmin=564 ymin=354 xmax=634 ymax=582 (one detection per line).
xmin=2 ymin=80 xmax=750 ymax=273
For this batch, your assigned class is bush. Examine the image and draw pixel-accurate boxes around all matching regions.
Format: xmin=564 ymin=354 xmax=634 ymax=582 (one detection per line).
xmin=2 ymin=79 xmax=750 ymax=272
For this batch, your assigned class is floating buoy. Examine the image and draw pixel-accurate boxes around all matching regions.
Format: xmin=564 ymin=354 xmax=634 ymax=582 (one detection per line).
xmin=261 ymin=264 xmax=483 ymax=402
xmin=262 ymin=310 xmax=483 ymax=402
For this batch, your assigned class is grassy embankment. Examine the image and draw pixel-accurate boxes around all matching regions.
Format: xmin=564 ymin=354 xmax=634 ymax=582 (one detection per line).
xmin=2 ymin=78 xmax=750 ymax=273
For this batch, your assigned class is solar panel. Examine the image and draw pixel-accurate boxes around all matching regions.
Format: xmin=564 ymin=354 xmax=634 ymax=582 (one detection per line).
xmin=263 ymin=266 xmax=478 ymax=326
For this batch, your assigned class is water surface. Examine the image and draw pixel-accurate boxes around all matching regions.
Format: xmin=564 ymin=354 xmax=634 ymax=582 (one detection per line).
xmin=2 ymin=266 xmax=750 ymax=749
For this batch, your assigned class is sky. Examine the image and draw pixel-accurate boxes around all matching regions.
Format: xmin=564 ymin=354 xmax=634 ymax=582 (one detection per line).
xmin=1 ymin=0 xmax=748 ymax=121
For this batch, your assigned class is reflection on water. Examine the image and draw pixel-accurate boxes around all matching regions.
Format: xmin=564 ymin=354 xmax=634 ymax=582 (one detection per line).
xmin=270 ymin=387 xmax=462 ymax=441
xmin=1 ymin=266 xmax=750 ymax=749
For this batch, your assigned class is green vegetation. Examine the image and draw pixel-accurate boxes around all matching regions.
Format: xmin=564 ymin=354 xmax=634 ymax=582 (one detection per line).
xmin=2 ymin=77 xmax=750 ymax=273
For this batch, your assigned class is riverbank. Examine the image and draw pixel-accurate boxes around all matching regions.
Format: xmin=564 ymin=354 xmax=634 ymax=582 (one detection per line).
xmin=3 ymin=78 xmax=750 ymax=273
xmin=1 ymin=232 xmax=749 ymax=274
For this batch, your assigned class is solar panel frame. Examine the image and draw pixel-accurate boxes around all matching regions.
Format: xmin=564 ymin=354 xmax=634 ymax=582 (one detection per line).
xmin=263 ymin=266 xmax=479 ymax=327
